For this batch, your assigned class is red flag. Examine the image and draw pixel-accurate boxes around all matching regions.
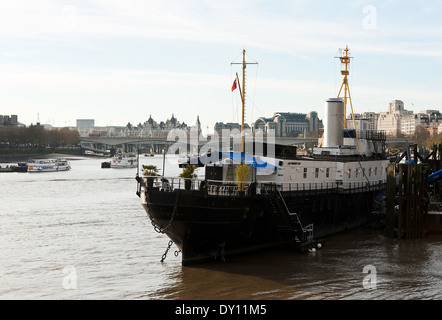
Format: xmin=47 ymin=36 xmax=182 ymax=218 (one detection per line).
xmin=231 ymin=79 xmax=237 ymax=91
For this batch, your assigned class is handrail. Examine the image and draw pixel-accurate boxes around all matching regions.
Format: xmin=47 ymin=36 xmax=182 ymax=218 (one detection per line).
xmin=140 ymin=176 xmax=387 ymax=195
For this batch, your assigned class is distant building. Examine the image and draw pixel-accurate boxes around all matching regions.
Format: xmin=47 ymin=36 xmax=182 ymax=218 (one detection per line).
xmin=377 ymin=100 xmax=413 ymax=136
xmin=141 ymin=114 xmax=188 ymax=137
xmin=346 ymin=118 xmax=371 ymax=131
xmin=415 ymin=110 xmax=442 ymax=136
xmin=348 ymin=112 xmax=379 ymax=131
xmin=76 ymin=119 xmax=95 ymax=128
xmin=254 ymin=111 xmax=322 ymax=137
xmin=400 ymin=115 xmax=419 ymax=136
xmin=76 ymin=119 xmax=95 ymax=136
xmin=0 ymin=115 xmax=18 ymax=126
xmin=214 ymin=122 xmax=250 ymax=134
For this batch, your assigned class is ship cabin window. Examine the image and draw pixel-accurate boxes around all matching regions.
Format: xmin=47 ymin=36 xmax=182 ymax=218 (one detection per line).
xmin=315 ymin=168 xmax=319 ymax=178
xmin=356 ymin=169 xmax=359 ymax=178
xmin=303 ymin=168 xmax=307 ymax=179
xmin=326 ymin=168 xmax=330 ymax=178
xmin=348 ymin=169 xmax=351 ymax=179
xmin=374 ymin=167 xmax=378 ymax=176
xmin=369 ymin=168 xmax=372 ymax=177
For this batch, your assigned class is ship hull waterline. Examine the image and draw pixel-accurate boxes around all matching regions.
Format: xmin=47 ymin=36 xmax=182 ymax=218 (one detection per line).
xmin=141 ymin=185 xmax=385 ymax=265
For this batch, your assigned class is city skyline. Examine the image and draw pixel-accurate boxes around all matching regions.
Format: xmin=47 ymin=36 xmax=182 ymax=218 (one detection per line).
xmin=1 ymin=1 xmax=442 ymax=132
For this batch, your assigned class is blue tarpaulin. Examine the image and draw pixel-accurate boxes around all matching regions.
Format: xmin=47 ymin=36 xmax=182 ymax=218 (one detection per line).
xmin=220 ymin=152 xmax=276 ymax=169
xmin=429 ymin=169 xmax=442 ymax=183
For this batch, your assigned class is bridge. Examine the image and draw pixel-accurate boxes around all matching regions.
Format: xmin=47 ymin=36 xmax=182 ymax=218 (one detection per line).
xmin=79 ymin=135 xmax=412 ymax=155
xmin=79 ymin=135 xmax=320 ymax=154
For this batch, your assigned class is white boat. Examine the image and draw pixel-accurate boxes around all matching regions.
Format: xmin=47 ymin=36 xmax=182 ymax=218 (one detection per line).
xmin=177 ymin=154 xmax=189 ymax=165
xmin=27 ymin=159 xmax=71 ymax=172
xmin=110 ymin=153 xmax=137 ymax=168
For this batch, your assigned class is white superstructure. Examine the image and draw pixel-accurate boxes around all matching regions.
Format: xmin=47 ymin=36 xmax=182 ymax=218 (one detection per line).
xmin=110 ymin=153 xmax=137 ymax=168
xmin=27 ymin=159 xmax=71 ymax=172
xmin=260 ymin=98 xmax=388 ymax=191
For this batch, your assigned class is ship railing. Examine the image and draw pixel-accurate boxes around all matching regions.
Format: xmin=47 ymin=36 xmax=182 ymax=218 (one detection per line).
xmin=205 ymin=180 xmax=255 ymax=196
xmin=143 ymin=176 xmax=253 ymax=195
xmin=150 ymin=177 xmax=203 ymax=191
xmin=142 ymin=176 xmax=387 ymax=195
xmin=257 ymin=180 xmax=387 ymax=196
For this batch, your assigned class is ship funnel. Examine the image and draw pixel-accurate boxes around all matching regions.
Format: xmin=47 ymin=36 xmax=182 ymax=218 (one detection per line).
xmin=323 ymin=98 xmax=344 ymax=147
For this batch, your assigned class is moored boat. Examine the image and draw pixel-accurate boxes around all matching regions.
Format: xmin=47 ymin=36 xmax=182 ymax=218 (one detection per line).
xmin=101 ymin=161 xmax=111 ymax=168
xmin=27 ymin=158 xmax=71 ymax=172
xmin=136 ymin=48 xmax=389 ymax=265
xmin=14 ymin=162 xmax=28 ymax=172
xmin=111 ymin=153 xmax=137 ymax=168
xmin=0 ymin=164 xmax=14 ymax=172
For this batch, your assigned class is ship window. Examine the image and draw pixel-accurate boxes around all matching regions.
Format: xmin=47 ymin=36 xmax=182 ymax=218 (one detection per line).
xmin=348 ymin=169 xmax=351 ymax=179
xmin=356 ymin=169 xmax=359 ymax=178
xmin=326 ymin=168 xmax=330 ymax=178
xmin=375 ymin=167 xmax=378 ymax=176
xmin=303 ymin=168 xmax=307 ymax=179
xmin=315 ymin=168 xmax=319 ymax=178
xmin=369 ymin=168 xmax=372 ymax=177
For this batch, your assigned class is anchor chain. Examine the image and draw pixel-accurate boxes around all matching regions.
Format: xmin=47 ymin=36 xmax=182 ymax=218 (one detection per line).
xmin=161 ymin=240 xmax=173 ymax=262
xmin=151 ymin=210 xmax=175 ymax=234
xmin=146 ymin=194 xmax=180 ymax=262
xmin=149 ymin=194 xmax=179 ymax=234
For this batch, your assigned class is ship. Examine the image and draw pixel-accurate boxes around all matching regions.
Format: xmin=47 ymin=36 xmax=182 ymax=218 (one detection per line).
xmin=135 ymin=48 xmax=389 ymax=265
xmin=27 ymin=158 xmax=71 ymax=172
xmin=111 ymin=152 xmax=137 ymax=168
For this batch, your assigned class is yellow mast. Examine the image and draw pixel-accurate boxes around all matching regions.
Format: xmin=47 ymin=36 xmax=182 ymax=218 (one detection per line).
xmin=336 ymin=46 xmax=360 ymax=153
xmin=231 ymin=50 xmax=258 ymax=157
xmin=336 ymin=46 xmax=352 ymax=127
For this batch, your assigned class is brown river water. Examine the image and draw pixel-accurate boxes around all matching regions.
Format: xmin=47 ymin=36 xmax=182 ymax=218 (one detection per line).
xmin=1 ymin=155 xmax=441 ymax=301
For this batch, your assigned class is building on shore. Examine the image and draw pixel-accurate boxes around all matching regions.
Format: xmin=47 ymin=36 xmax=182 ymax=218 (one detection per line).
xmin=348 ymin=112 xmax=379 ymax=131
xmin=140 ymin=114 xmax=189 ymax=137
xmin=214 ymin=122 xmax=250 ymax=135
xmin=376 ymin=100 xmax=414 ymax=137
xmin=373 ymin=100 xmax=442 ymax=137
xmin=253 ymin=111 xmax=322 ymax=137
xmin=77 ymin=119 xmax=95 ymax=128
xmin=0 ymin=115 xmax=19 ymax=127
xmin=75 ymin=114 xmax=198 ymax=138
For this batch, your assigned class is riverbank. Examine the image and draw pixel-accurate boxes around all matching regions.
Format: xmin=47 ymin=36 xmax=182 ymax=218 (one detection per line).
xmin=0 ymin=148 xmax=83 ymax=163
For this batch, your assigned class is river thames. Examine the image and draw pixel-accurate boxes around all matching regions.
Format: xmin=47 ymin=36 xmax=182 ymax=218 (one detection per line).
xmin=0 ymin=155 xmax=441 ymax=301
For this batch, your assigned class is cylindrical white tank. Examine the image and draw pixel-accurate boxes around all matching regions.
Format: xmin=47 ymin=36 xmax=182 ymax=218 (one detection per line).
xmin=323 ymin=98 xmax=344 ymax=147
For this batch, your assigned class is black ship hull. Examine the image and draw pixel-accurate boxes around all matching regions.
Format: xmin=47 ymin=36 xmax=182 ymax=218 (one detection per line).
xmin=141 ymin=184 xmax=384 ymax=265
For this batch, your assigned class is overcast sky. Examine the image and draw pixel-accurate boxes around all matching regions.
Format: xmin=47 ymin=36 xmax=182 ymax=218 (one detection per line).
xmin=1 ymin=0 xmax=442 ymax=132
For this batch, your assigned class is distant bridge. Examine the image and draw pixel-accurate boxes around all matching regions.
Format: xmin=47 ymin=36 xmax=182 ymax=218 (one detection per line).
xmin=79 ymin=135 xmax=412 ymax=154
xmin=79 ymin=136 xmax=319 ymax=153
